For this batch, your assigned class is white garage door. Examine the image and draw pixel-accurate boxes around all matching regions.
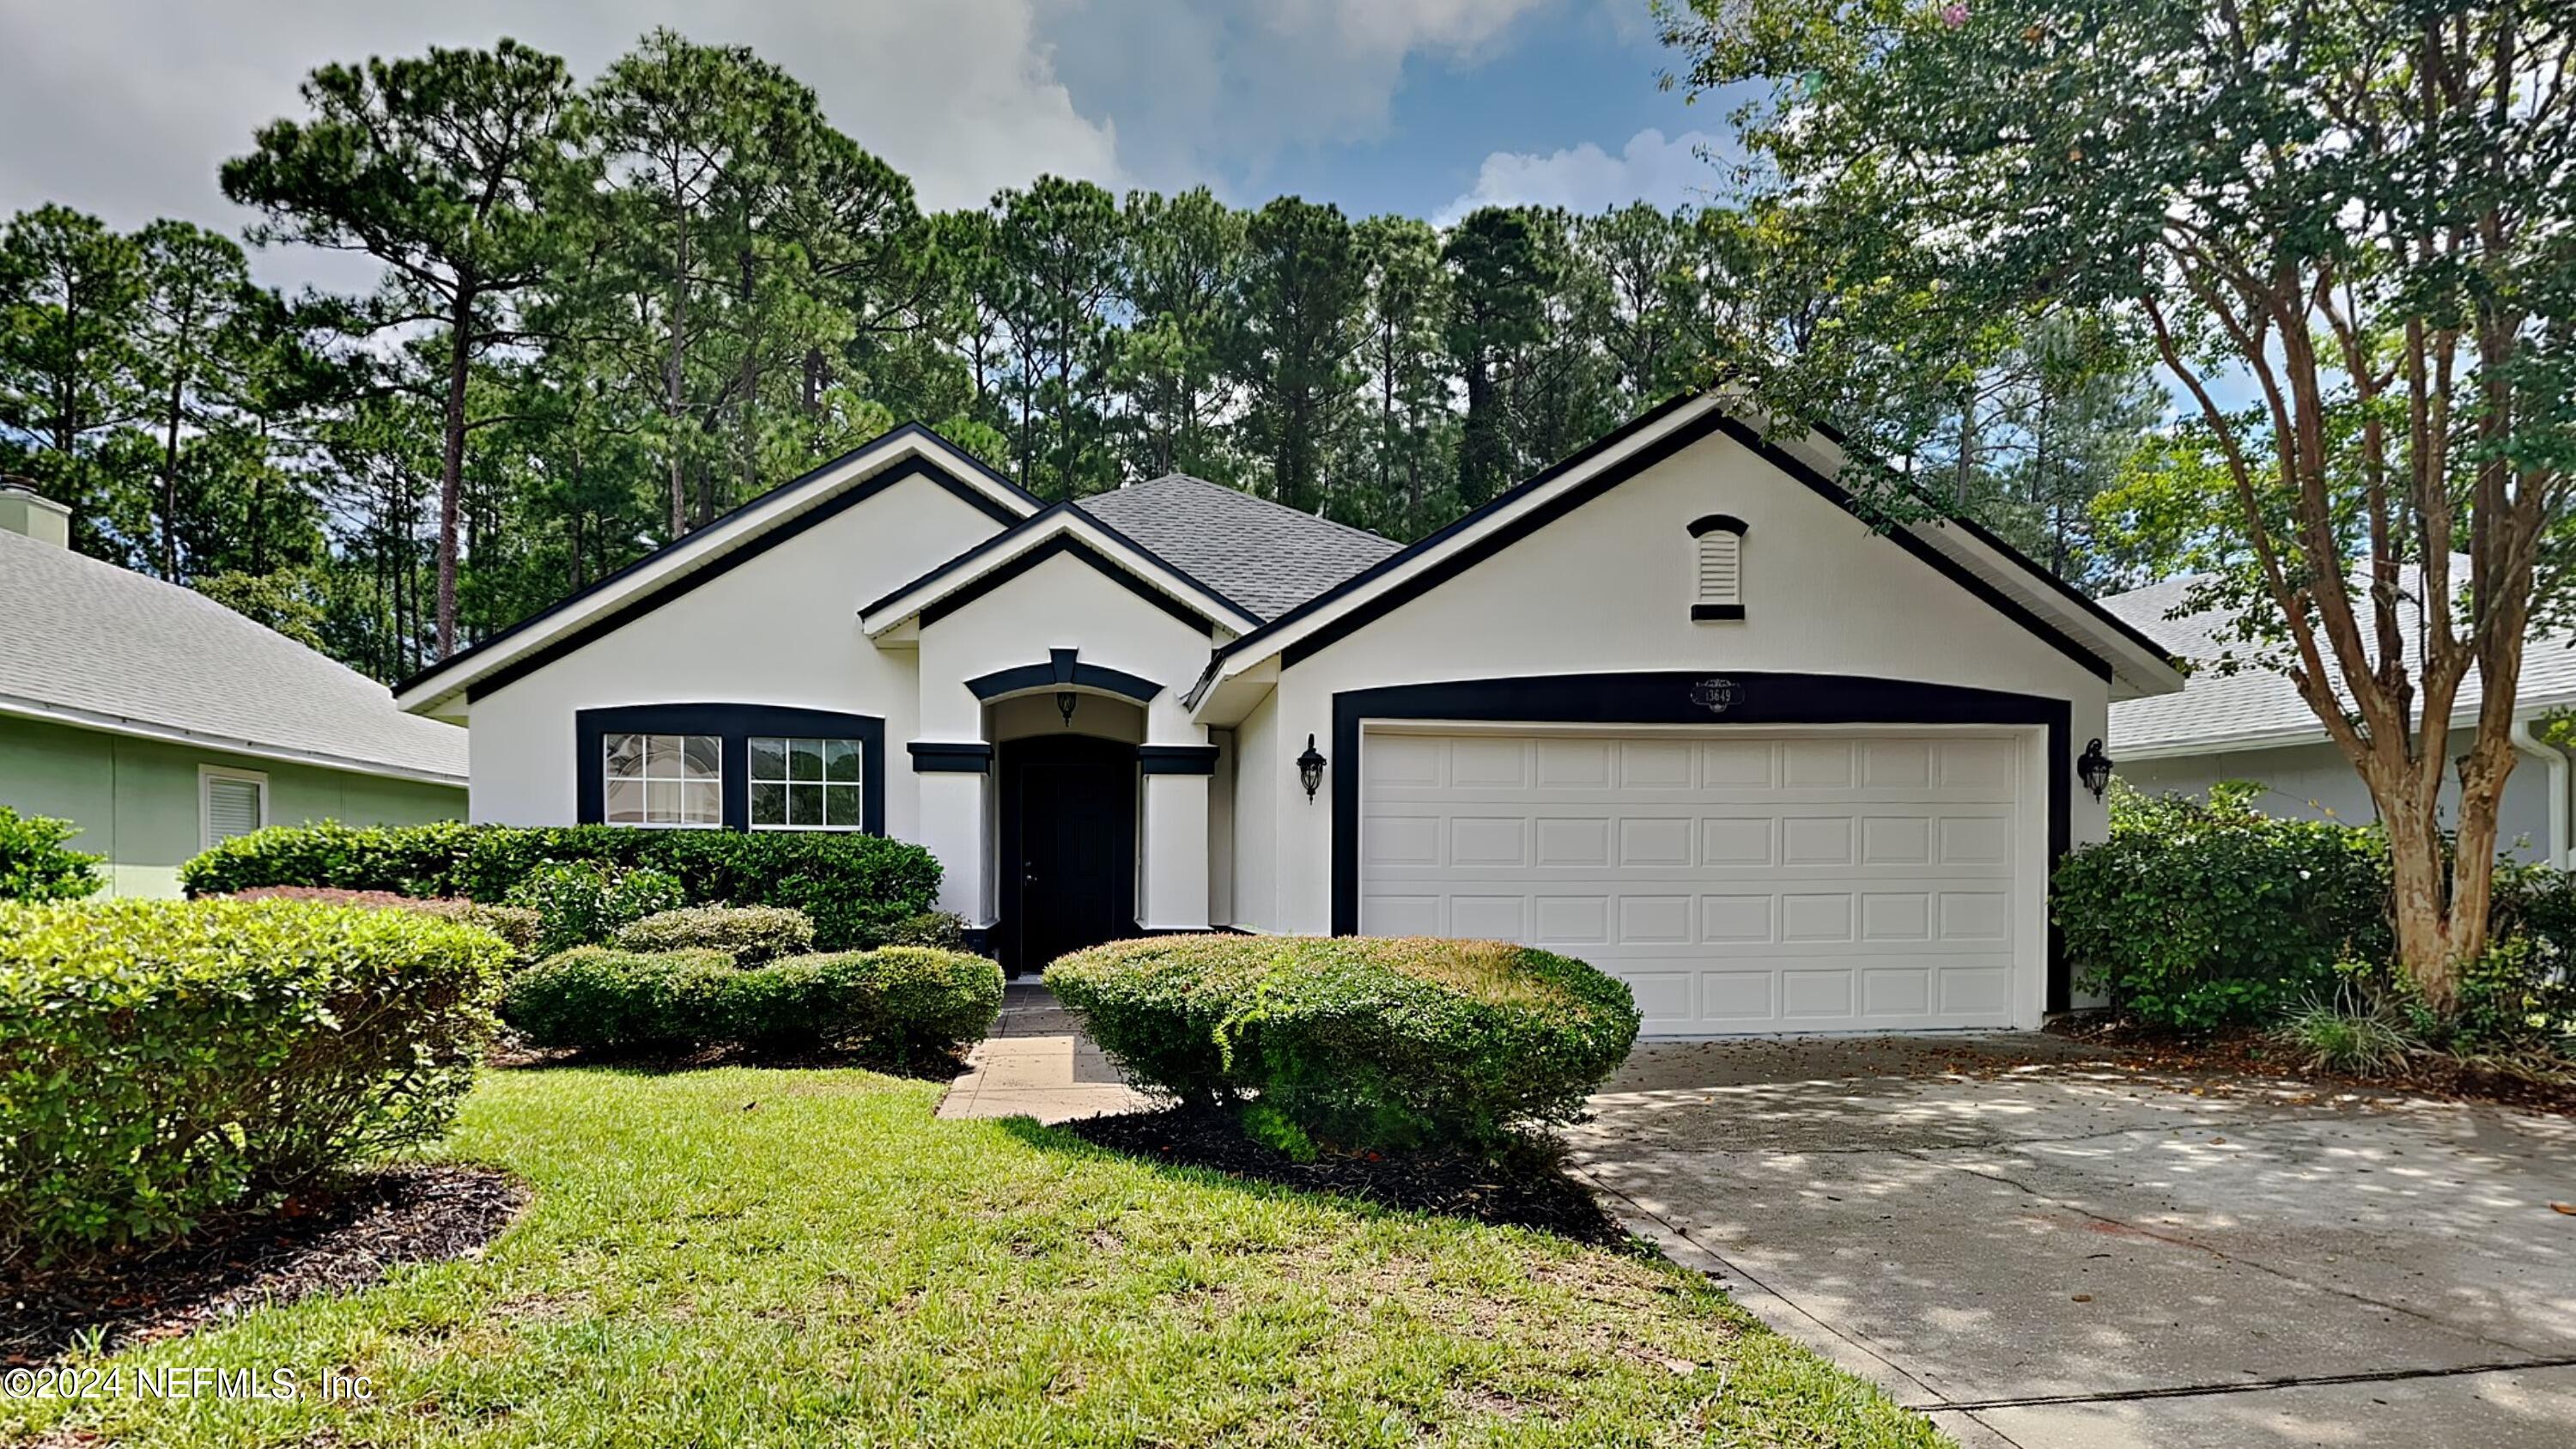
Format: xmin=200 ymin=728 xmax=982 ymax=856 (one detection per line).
xmin=1358 ymin=728 xmax=2031 ymax=1034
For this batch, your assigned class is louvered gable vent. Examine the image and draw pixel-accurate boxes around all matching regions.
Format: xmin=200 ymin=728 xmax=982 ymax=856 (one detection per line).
xmin=1687 ymin=514 xmax=1747 ymax=620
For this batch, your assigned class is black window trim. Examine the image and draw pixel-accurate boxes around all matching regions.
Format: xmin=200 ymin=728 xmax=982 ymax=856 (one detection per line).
xmin=577 ymin=703 xmax=886 ymax=835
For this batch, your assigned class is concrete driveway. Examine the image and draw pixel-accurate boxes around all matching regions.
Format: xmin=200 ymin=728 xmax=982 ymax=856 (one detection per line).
xmin=1564 ymin=1037 xmax=2576 ymax=1448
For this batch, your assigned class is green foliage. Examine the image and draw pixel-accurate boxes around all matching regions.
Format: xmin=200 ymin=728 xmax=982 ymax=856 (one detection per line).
xmin=876 ymin=909 xmax=969 ymax=950
xmin=501 ymin=945 xmax=1000 ymax=1057
xmin=1047 ymin=935 xmax=1640 ymax=1154
xmin=228 ymin=885 xmax=542 ymax=958
xmin=506 ymin=861 xmax=685 ymax=955
xmin=2056 ymin=783 xmax=2392 ymax=1031
xmin=612 ymin=904 xmax=816 ymax=965
xmin=179 ymin=820 xmax=942 ymax=949
xmin=1239 ymin=1101 xmax=1319 ymax=1164
xmin=2272 ymin=985 xmax=2424 ymax=1079
xmin=0 ymin=805 xmax=103 ymax=902
xmin=497 ymin=947 xmax=737 ymax=1051
xmin=0 ymin=898 xmax=510 ymax=1262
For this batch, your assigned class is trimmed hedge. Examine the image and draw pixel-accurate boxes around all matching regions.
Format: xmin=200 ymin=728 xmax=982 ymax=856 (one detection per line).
xmin=506 ymin=861 xmax=685 ymax=954
xmin=1046 ymin=935 xmax=1641 ymax=1153
xmin=228 ymin=886 xmax=544 ymax=957
xmin=179 ymin=820 xmax=941 ymax=949
xmin=501 ymin=945 xmax=1001 ymax=1056
xmin=613 ymin=905 xmax=816 ymax=965
xmin=1 ymin=898 xmax=512 ymax=1262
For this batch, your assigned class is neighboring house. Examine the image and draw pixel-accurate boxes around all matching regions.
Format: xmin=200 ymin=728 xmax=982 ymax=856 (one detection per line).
xmin=395 ymin=393 xmax=2182 ymax=1035
xmin=0 ymin=482 xmax=466 ymax=896
xmin=2101 ymin=570 xmax=2575 ymax=866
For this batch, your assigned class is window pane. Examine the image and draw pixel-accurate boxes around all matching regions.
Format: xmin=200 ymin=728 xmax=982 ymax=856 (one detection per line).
xmin=605 ymin=777 xmax=646 ymax=824
xmin=790 ymin=782 xmax=824 ymax=825
xmin=683 ymin=734 xmax=722 ymax=781
xmin=750 ymin=736 xmax=786 ymax=782
xmin=683 ymin=779 xmax=721 ymax=825
xmin=750 ymin=782 xmax=787 ymax=826
xmin=825 ymin=738 xmax=862 ymax=783
xmin=643 ymin=734 xmax=676 ymax=781
xmin=825 ymin=783 xmax=863 ymax=828
xmin=647 ymin=780 xmax=682 ymax=822
xmin=605 ymin=734 xmax=646 ymax=780
xmin=789 ymin=738 xmax=824 ymax=782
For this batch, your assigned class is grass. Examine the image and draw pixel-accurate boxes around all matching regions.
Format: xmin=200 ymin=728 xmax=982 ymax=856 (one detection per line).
xmin=8 ymin=1067 xmax=1947 ymax=1447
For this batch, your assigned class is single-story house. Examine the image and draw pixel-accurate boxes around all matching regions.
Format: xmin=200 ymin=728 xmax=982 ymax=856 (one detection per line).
xmin=2101 ymin=570 xmax=2575 ymax=866
xmin=394 ymin=393 xmax=2184 ymax=1034
xmin=0 ymin=482 xmax=466 ymax=896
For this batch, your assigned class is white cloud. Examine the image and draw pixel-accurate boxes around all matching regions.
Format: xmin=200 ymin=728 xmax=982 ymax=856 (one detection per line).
xmin=1437 ymin=127 xmax=1724 ymax=223
xmin=0 ymin=0 xmax=1125 ymax=288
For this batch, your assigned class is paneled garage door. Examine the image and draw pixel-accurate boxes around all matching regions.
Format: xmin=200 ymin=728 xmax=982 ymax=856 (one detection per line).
xmin=1358 ymin=728 xmax=2031 ymax=1034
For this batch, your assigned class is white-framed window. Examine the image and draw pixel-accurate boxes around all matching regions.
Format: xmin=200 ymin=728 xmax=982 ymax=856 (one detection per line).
xmin=1689 ymin=514 xmax=1747 ymax=618
xmin=602 ymin=732 xmax=723 ymax=828
xmin=750 ymin=736 xmax=866 ymax=830
xmin=199 ymin=765 xmax=269 ymax=848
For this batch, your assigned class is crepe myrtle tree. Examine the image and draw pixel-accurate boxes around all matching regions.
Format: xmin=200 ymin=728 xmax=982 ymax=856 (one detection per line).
xmin=1663 ymin=0 xmax=2575 ymax=1011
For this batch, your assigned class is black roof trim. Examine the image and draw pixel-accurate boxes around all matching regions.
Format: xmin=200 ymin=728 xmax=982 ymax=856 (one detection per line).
xmin=968 ymin=648 xmax=1163 ymax=704
xmin=1686 ymin=514 xmax=1749 ymax=537
xmin=399 ymin=424 xmax=1039 ymax=701
xmin=860 ymin=501 xmax=1261 ymax=631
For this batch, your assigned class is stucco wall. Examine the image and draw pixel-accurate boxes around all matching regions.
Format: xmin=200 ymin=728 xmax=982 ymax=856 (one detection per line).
xmin=1229 ymin=425 xmax=2117 ymax=936
xmin=0 ymin=714 xmax=464 ymax=897
xmin=463 ymin=468 xmax=1004 ymax=834
xmin=2122 ymin=740 xmax=2562 ymax=862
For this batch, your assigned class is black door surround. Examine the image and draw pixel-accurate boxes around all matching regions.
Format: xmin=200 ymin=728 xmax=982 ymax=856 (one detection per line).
xmin=997 ymin=733 xmax=1139 ymax=976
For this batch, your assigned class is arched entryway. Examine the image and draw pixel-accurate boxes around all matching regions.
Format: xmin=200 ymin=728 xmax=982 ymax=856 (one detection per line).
xmin=996 ymin=732 xmax=1137 ymax=976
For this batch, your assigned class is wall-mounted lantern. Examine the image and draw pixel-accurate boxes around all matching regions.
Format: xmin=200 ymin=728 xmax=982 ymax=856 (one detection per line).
xmin=1297 ymin=734 xmax=1327 ymax=801
xmin=2077 ymin=737 xmax=2116 ymax=801
xmin=1055 ymin=690 xmax=1078 ymax=728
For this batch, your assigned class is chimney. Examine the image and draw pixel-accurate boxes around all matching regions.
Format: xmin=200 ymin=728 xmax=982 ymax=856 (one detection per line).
xmin=0 ymin=477 xmax=70 ymax=548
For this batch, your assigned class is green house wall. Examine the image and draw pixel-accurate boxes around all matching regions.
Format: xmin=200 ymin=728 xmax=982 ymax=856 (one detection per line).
xmin=0 ymin=714 xmax=465 ymax=897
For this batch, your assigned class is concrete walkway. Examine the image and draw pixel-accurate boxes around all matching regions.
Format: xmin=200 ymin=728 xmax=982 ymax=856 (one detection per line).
xmin=1565 ymin=1036 xmax=2576 ymax=1448
xmin=935 ymin=980 xmax=1153 ymax=1123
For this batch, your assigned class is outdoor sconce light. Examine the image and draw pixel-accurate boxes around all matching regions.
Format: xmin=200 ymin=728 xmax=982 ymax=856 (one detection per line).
xmin=2077 ymin=737 xmax=2115 ymax=801
xmin=1297 ymin=734 xmax=1327 ymax=801
xmin=1055 ymin=691 xmax=1078 ymax=728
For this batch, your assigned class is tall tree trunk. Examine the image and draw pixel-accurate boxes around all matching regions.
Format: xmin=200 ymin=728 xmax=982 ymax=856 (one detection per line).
xmin=435 ymin=283 xmax=475 ymax=661
xmin=157 ymin=375 xmax=184 ymax=580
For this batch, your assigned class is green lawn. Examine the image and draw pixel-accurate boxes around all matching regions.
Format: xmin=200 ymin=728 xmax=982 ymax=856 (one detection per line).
xmin=9 ymin=1068 xmax=1947 ymax=1447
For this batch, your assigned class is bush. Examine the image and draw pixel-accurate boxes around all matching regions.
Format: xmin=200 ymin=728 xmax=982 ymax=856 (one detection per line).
xmin=2055 ymin=782 xmax=2391 ymax=1031
xmin=501 ymin=945 xmax=1000 ymax=1057
xmin=612 ymin=905 xmax=815 ymax=965
xmin=0 ymin=898 xmax=511 ymax=1263
xmin=506 ymin=861 xmax=685 ymax=954
xmin=0 ymin=805 xmax=103 ymax=901
xmin=228 ymin=886 xmax=544 ymax=957
xmin=1046 ymin=935 xmax=1641 ymax=1154
xmin=877 ymin=909 xmax=970 ymax=950
xmin=2272 ymin=979 xmax=2424 ymax=1077
xmin=179 ymin=820 xmax=941 ymax=948
xmin=498 ymin=947 xmax=737 ymax=1051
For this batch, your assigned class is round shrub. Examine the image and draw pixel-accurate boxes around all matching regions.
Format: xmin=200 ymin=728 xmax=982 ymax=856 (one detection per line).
xmin=506 ymin=861 xmax=686 ymax=954
xmin=501 ymin=945 xmax=1000 ymax=1057
xmin=0 ymin=804 xmax=103 ymax=902
xmin=1046 ymin=935 xmax=1642 ymax=1154
xmin=870 ymin=909 xmax=969 ymax=950
xmin=0 ymin=898 xmax=513 ymax=1263
xmin=2055 ymin=782 xmax=2392 ymax=1031
xmin=500 ymin=947 xmax=737 ymax=1050
xmin=613 ymin=904 xmax=816 ymax=965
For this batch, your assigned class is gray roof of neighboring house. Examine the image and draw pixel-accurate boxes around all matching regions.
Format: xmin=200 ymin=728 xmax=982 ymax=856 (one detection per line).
xmin=0 ymin=528 xmax=468 ymax=782
xmin=1075 ymin=473 xmax=1403 ymax=621
xmin=2099 ymin=563 xmax=2576 ymax=756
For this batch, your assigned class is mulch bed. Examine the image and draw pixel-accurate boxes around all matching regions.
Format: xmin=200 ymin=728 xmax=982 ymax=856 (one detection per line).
xmin=1060 ymin=1105 xmax=1634 ymax=1250
xmin=2047 ymin=1014 xmax=2576 ymax=1116
xmin=3 ymin=1165 xmax=525 ymax=1364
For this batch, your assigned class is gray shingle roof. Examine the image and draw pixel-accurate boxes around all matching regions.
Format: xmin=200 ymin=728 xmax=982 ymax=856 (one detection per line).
xmin=2100 ymin=563 xmax=2576 ymax=754
xmin=0 ymin=529 xmax=467 ymax=782
xmin=1075 ymin=474 xmax=1401 ymax=621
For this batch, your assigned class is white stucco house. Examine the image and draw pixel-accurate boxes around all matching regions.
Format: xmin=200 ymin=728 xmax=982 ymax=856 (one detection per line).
xmin=394 ymin=393 xmax=2183 ymax=1035
xmin=2101 ymin=571 xmax=2576 ymax=866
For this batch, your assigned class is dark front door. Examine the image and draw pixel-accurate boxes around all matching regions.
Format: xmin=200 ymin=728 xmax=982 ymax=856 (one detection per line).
xmin=999 ymin=734 xmax=1137 ymax=976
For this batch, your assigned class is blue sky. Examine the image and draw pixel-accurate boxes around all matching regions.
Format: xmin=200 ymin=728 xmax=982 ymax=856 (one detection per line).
xmin=0 ymin=0 xmax=1751 ymax=289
